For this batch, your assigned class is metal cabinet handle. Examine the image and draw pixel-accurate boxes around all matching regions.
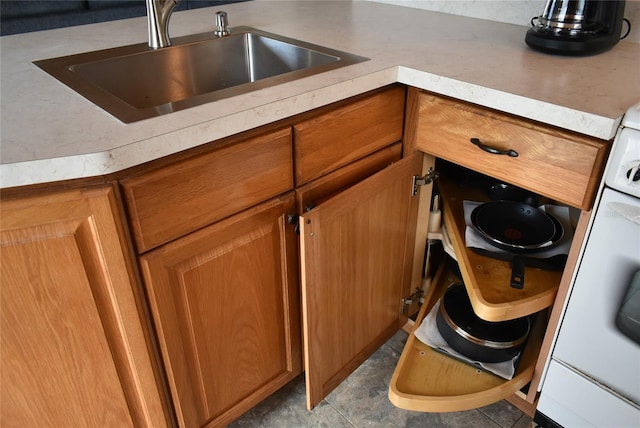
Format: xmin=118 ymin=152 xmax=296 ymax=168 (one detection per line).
xmin=470 ymin=138 xmax=518 ymax=157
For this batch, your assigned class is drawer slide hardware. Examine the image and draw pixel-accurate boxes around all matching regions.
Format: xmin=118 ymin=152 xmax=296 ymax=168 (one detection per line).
xmin=402 ymin=288 xmax=425 ymax=314
xmin=412 ymin=168 xmax=439 ymax=196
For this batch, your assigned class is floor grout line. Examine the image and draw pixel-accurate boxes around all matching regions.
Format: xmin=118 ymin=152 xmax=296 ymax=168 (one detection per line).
xmin=231 ymin=331 xmax=532 ymax=428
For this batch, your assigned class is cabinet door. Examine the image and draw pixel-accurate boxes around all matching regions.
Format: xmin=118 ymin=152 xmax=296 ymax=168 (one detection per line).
xmin=299 ymin=153 xmax=424 ymax=409
xmin=0 ymin=186 xmax=168 ymax=428
xmin=140 ymin=193 xmax=301 ymax=428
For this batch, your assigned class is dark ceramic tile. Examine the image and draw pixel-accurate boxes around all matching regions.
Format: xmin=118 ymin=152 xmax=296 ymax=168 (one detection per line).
xmin=230 ymin=330 xmax=528 ymax=428
xmin=512 ymin=414 xmax=534 ymax=428
xmin=385 ymin=329 xmax=409 ymax=355
xmin=229 ymin=375 xmax=353 ymax=428
xmin=479 ymin=400 xmax=527 ymax=427
xmin=325 ymin=340 xmax=502 ymax=428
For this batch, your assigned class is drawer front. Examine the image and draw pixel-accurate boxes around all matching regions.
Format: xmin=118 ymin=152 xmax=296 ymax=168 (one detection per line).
xmin=416 ymin=93 xmax=609 ymax=209
xmin=293 ymin=86 xmax=405 ymax=186
xmin=295 ymin=143 xmax=402 ymax=213
xmin=122 ymin=128 xmax=293 ymax=252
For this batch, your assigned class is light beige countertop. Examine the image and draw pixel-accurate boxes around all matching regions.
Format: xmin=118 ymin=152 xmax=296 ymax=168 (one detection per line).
xmin=1 ymin=0 xmax=639 ymax=188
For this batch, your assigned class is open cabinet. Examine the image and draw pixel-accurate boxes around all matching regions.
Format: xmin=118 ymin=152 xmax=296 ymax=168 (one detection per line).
xmin=388 ymin=168 xmax=555 ymax=412
xmin=299 ymin=153 xmax=426 ymax=409
xmin=297 ymin=87 xmax=610 ymax=416
xmin=385 ymin=89 xmax=610 ymax=415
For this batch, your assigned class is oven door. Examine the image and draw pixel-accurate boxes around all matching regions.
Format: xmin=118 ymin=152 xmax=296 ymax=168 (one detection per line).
xmin=538 ymin=187 xmax=640 ymax=427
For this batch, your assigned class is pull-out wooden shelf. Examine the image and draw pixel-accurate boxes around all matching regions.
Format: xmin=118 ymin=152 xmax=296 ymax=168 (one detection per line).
xmin=389 ymin=264 xmax=545 ymax=412
xmin=438 ymin=177 xmax=563 ymax=322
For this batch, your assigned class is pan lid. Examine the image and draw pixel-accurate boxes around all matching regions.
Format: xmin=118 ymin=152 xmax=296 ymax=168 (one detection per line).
xmin=439 ymin=283 xmax=530 ymax=347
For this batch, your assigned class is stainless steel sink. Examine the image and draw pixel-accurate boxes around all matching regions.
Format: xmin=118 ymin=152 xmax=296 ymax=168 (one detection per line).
xmin=34 ymin=27 xmax=368 ymax=123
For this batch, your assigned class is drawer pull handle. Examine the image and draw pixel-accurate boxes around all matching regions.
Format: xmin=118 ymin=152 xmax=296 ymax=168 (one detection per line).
xmin=470 ymin=138 xmax=518 ymax=157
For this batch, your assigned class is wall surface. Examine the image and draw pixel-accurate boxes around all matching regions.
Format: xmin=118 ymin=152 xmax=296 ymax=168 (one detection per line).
xmin=364 ymin=0 xmax=640 ymax=44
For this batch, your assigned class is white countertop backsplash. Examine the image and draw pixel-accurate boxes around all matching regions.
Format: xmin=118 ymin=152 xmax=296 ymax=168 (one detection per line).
xmin=367 ymin=0 xmax=640 ymax=44
xmin=1 ymin=0 xmax=639 ymax=188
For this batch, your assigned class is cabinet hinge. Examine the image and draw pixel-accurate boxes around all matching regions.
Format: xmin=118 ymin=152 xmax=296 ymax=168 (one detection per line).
xmin=287 ymin=213 xmax=300 ymax=235
xmin=412 ymin=168 xmax=439 ymax=196
xmin=401 ymin=288 xmax=424 ymax=314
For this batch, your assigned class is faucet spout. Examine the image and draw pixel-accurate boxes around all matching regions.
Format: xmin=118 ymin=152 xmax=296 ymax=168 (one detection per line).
xmin=146 ymin=0 xmax=179 ymax=49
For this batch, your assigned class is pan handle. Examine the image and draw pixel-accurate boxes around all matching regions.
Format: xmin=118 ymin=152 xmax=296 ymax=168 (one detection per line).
xmin=470 ymin=138 xmax=518 ymax=157
xmin=510 ymin=256 xmax=525 ymax=289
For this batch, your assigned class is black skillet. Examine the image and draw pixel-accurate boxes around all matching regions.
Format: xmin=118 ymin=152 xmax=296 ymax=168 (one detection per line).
xmin=471 ymin=201 xmax=558 ymax=253
xmin=471 ymin=201 xmax=565 ymax=289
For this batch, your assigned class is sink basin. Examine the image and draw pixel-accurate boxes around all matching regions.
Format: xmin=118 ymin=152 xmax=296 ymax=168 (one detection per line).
xmin=34 ymin=27 xmax=368 ymax=123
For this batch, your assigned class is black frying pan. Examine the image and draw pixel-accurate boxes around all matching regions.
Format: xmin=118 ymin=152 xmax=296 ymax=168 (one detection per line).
xmin=471 ymin=201 xmax=558 ymax=253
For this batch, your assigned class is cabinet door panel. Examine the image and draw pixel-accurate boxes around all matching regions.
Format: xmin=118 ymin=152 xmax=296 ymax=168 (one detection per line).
xmin=1 ymin=187 xmax=167 ymax=428
xmin=299 ymin=153 xmax=423 ymax=409
xmin=141 ymin=193 xmax=301 ymax=428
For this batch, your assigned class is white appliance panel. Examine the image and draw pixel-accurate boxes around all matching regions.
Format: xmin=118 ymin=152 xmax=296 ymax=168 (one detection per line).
xmin=552 ymin=188 xmax=640 ymax=405
xmin=539 ymin=361 xmax=640 ymax=428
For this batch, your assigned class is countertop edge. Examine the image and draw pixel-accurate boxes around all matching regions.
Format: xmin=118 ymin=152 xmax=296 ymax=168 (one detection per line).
xmin=0 ymin=67 xmax=400 ymax=188
xmin=0 ymin=66 xmax=622 ymax=189
xmin=2 ymin=0 xmax=634 ymax=189
xmin=397 ymin=67 xmax=622 ymax=141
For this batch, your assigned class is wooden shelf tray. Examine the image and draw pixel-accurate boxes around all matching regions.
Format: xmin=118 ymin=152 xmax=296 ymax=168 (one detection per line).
xmin=437 ymin=177 xmax=562 ymax=321
xmin=389 ymin=264 xmax=545 ymax=412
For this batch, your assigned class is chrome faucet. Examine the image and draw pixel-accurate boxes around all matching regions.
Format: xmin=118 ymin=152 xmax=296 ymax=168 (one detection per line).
xmin=146 ymin=0 xmax=179 ymax=49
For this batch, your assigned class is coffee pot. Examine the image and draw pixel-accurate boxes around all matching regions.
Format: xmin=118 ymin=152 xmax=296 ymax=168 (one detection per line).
xmin=525 ymin=0 xmax=630 ymax=55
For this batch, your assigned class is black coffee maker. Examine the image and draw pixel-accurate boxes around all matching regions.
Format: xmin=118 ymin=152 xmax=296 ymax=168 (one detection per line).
xmin=525 ymin=0 xmax=629 ymax=55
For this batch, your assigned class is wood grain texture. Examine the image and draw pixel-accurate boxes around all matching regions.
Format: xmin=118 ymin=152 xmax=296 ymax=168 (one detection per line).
xmin=140 ymin=193 xmax=301 ymax=428
xmin=122 ymin=127 xmax=294 ymax=253
xmin=388 ymin=263 xmax=545 ymax=413
xmin=295 ymin=142 xmax=402 ymax=213
xmin=438 ymin=176 xmax=562 ymax=322
xmin=299 ymin=154 xmax=423 ymax=409
xmin=416 ymin=93 xmax=610 ymax=210
xmin=401 ymin=86 xmax=421 ymax=156
xmin=293 ymin=86 xmax=405 ymax=186
xmin=1 ymin=186 xmax=168 ymax=428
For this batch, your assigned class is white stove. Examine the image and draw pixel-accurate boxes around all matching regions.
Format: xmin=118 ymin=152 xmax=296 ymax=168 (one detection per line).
xmin=537 ymin=103 xmax=640 ymax=428
xmin=607 ymin=103 xmax=640 ymax=198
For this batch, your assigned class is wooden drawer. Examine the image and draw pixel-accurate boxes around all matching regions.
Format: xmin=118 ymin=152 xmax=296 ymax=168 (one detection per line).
xmin=295 ymin=142 xmax=402 ymax=213
xmin=121 ymin=128 xmax=293 ymax=252
xmin=293 ymin=86 xmax=405 ymax=186
xmin=416 ymin=93 xmax=610 ymax=209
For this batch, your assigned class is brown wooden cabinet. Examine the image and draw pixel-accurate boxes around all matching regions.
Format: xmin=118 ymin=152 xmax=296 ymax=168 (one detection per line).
xmin=139 ymin=193 xmax=301 ymax=428
xmin=299 ymin=153 xmax=423 ymax=409
xmin=415 ymin=93 xmax=609 ymax=210
xmin=0 ymin=185 xmax=169 ymax=428
xmin=119 ymin=85 xmax=408 ymax=426
xmin=120 ymin=127 xmax=300 ymax=427
xmin=121 ymin=127 xmax=294 ymax=253
xmin=388 ymin=89 xmax=610 ymax=415
xmin=0 ymin=85 xmax=610 ymax=426
xmin=293 ymin=86 xmax=405 ymax=186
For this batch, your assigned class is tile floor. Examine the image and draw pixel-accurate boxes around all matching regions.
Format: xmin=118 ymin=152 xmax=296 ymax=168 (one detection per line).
xmin=229 ymin=330 xmax=534 ymax=428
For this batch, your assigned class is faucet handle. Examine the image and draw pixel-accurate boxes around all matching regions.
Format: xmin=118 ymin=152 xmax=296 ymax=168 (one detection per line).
xmin=214 ymin=11 xmax=231 ymax=37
